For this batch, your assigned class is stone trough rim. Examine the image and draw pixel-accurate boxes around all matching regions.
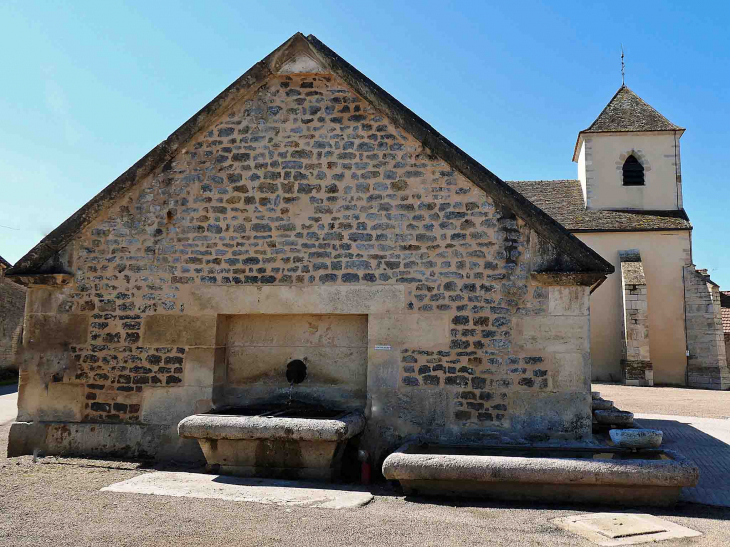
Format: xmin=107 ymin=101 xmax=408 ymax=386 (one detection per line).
xmin=382 ymin=443 xmax=698 ymax=488
xmin=178 ymin=410 xmax=366 ymax=442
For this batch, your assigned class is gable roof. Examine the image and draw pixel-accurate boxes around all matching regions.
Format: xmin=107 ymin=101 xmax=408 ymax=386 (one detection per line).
xmin=7 ymin=33 xmax=612 ymax=278
xmin=507 ymin=179 xmax=692 ymax=232
xmin=573 ymin=85 xmax=684 ymax=162
xmin=0 ymin=255 xmax=11 ymax=269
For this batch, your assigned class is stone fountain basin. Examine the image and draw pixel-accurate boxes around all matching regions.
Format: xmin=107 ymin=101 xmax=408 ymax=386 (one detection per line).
xmin=382 ymin=443 xmax=699 ymax=506
xmin=178 ymin=405 xmax=365 ymax=481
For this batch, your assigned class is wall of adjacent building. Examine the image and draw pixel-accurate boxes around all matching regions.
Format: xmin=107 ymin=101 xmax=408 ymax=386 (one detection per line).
xmin=9 ymin=72 xmax=596 ymax=462
xmin=577 ymin=132 xmax=682 ymax=211
xmin=0 ymin=268 xmax=26 ymax=371
xmin=683 ymin=267 xmax=729 ymax=389
xmin=577 ymin=230 xmax=690 ymax=385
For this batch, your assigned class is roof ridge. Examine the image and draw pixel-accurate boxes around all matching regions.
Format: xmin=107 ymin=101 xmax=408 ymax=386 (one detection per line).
xmin=7 ymin=32 xmax=613 ymax=277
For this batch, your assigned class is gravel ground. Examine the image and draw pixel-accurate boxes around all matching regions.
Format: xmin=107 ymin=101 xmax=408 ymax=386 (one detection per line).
xmin=2 ymin=423 xmax=730 ymax=546
xmin=594 ymin=383 xmax=730 ymax=419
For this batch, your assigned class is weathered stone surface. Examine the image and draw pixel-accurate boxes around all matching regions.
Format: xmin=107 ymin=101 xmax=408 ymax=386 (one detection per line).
xmin=594 ymin=409 xmax=634 ymax=426
xmin=16 ymin=381 xmax=84 ymax=422
xmin=685 ymin=266 xmax=729 ymax=389
xmin=514 ymin=316 xmax=589 ymax=354
xmin=592 ymin=398 xmax=613 ymax=411
xmin=102 ymin=472 xmax=374 ymax=509
xmin=383 ymin=444 xmax=698 ymax=490
xmin=609 ymin=428 xmax=663 ymax=448
xmin=0 ymin=270 xmax=26 ymax=370
xmin=24 ymin=314 xmax=89 ymax=347
xmin=553 ymin=513 xmax=702 ymax=544
xmin=368 ymin=313 xmax=449 ymax=348
xmin=141 ymin=386 xmax=213 ymax=425
xmin=8 ymin=421 xmax=203 ymax=462
xmin=548 ymin=286 xmax=589 ymax=316
xmin=142 ymin=315 xmax=217 ymax=346
xmin=179 ymin=410 xmax=366 ymax=443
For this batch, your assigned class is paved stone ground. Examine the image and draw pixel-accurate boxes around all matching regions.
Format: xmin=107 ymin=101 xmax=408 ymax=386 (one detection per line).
xmin=595 ymin=382 xmax=730 ymax=508
xmin=635 ymin=414 xmax=730 ymax=508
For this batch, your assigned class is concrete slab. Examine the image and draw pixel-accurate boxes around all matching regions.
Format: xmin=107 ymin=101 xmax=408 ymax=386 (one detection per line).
xmin=0 ymin=385 xmax=18 ymax=426
xmin=553 ymin=513 xmax=702 ymax=546
xmin=101 ymin=471 xmax=373 ymax=509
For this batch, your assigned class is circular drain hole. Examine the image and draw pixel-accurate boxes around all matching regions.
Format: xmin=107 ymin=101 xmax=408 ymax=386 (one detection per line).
xmin=286 ymin=359 xmax=307 ymax=384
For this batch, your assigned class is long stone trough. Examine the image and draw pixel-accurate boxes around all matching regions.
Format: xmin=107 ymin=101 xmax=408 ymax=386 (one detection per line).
xmin=382 ymin=443 xmax=699 ymax=506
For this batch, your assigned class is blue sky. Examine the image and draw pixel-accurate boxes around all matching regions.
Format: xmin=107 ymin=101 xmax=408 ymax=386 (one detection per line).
xmin=1 ymin=1 xmax=728 ymax=285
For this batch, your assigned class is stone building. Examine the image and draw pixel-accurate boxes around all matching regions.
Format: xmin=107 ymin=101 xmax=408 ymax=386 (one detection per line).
xmin=721 ymin=291 xmax=730 ymax=367
xmin=0 ymin=255 xmax=26 ymax=372
xmin=509 ymin=86 xmax=730 ymax=389
xmin=6 ymin=34 xmax=613 ymax=462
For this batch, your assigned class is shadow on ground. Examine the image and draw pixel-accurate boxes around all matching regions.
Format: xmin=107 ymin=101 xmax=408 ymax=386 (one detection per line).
xmin=636 ymin=417 xmax=730 ymax=507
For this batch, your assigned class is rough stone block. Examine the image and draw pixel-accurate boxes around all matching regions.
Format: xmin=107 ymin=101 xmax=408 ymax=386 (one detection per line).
xmin=552 ymin=352 xmax=590 ymax=391
xmin=140 ymin=386 xmax=214 ymax=425
xmin=183 ymin=347 xmax=217 ymax=387
xmin=366 ymin=346 xmax=401 ymax=392
xmin=514 ymin=316 xmax=589 ymax=354
xmin=548 ymin=286 xmax=589 ymax=316
xmin=183 ymin=285 xmax=405 ymax=315
xmin=7 ymin=421 xmax=204 ymax=462
xmin=24 ymin=313 xmax=89 ymax=347
xmin=25 ymin=288 xmax=65 ymax=314
xmin=509 ymin=391 xmax=592 ymax=440
xmin=142 ymin=315 xmax=217 ymax=346
xmin=16 ymin=380 xmax=84 ymax=422
xmin=368 ymin=313 xmax=449 ymax=348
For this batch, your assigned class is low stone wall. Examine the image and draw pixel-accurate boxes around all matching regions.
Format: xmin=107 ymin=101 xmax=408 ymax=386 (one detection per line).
xmin=0 ymin=271 xmax=26 ymax=371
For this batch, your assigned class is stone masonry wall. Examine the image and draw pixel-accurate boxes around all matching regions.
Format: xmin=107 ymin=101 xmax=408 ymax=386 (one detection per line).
xmin=0 ymin=268 xmax=26 ymax=371
xmin=684 ymin=266 xmax=729 ymax=390
xmin=619 ymin=250 xmax=652 ymax=386
xmin=13 ymin=73 xmax=593 ymax=460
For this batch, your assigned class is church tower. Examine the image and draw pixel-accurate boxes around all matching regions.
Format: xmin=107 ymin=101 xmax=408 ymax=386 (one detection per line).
xmin=573 ymin=86 xmax=685 ymax=212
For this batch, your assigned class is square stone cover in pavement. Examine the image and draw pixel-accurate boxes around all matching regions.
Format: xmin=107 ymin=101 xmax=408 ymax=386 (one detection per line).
xmin=102 ymin=471 xmax=373 ymax=509
xmin=552 ymin=513 xmax=702 ymax=546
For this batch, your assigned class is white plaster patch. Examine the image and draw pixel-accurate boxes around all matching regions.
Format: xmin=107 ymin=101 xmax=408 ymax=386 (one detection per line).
xmin=102 ymin=472 xmax=374 ymax=509
xmin=277 ymin=54 xmax=326 ymax=74
xmin=552 ymin=513 xmax=701 ymax=546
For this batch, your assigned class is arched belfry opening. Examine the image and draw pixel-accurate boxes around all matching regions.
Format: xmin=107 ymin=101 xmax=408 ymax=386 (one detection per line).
xmin=622 ymin=155 xmax=645 ymax=186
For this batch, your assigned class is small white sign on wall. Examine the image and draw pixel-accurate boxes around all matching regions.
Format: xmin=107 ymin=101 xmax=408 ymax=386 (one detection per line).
xmin=374 ymin=345 xmax=391 ymax=351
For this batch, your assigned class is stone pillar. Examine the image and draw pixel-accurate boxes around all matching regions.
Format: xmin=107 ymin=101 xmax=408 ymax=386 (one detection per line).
xmin=619 ymin=250 xmax=653 ymax=386
xmin=684 ymin=267 xmax=729 ymax=389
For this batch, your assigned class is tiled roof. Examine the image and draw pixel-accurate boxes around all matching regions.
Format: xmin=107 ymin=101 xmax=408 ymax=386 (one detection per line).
xmin=721 ymin=292 xmax=730 ymax=334
xmin=506 ymin=179 xmax=691 ymax=232
xmin=0 ymin=255 xmax=11 ymax=269
xmin=584 ymin=86 xmax=683 ymax=133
